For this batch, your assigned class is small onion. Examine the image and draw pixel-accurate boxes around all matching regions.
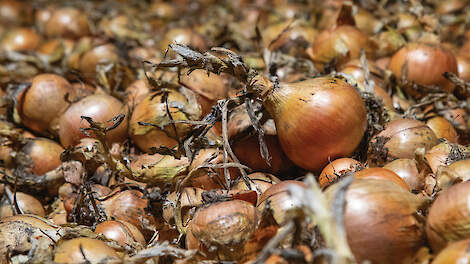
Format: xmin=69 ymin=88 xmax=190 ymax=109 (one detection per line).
xmin=95 ymin=220 xmax=146 ymax=246
xmin=187 ymin=200 xmax=260 ymax=261
xmin=308 ymin=25 xmax=372 ymax=71
xmin=424 ymin=142 xmax=468 ymax=174
xmin=54 ymin=237 xmax=119 ymax=263
xmin=0 ymin=192 xmax=45 ymax=217
xmin=432 ymin=239 xmax=470 ymax=264
xmin=426 ymin=116 xmax=458 ymax=143
xmin=17 ymin=73 xmax=74 ymax=135
xmin=457 ymin=55 xmax=470 ymax=82
xmin=318 ymin=158 xmax=361 ymax=189
xmin=389 ymin=42 xmax=458 ymax=93
xmin=162 ymin=187 xmax=204 ymax=225
xmin=129 ymin=89 xmax=201 ymax=152
xmin=370 ymin=118 xmax=439 ymax=162
xmin=384 ymin=158 xmax=424 ymax=191
xmin=125 ymin=79 xmax=152 ymax=107
xmin=59 ymin=94 xmax=128 ymax=147
xmin=354 ymin=167 xmax=410 ymax=191
xmin=129 ymin=153 xmax=188 ymax=186
xmin=426 ymin=181 xmax=470 ymax=252
xmin=231 ymin=172 xmax=281 ymax=197
xmin=44 ymin=7 xmax=90 ymax=39
xmin=257 ymin=180 xmax=306 ymax=225
xmin=22 ymin=137 xmax=64 ymax=175
xmin=0 ymin=27 xmax=41 ymax=52
xmin=79 ymin=44 xmax=119 ymax=78
xmin=0 ymin=0 xmax=32 ymax=26
xmin=325 ymin=179 xmax=425 ymax=264
xmin=159 ymin=27 xmax=207 ymax=56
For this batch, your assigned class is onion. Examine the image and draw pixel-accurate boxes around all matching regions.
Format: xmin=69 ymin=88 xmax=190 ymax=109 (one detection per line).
xmin=389 ymin=42 xmax=458 ymax=93
xmin=22 ymin=137 xmax=64 ymax=175
xmin=187 ymin=148 xmax=239 ymax=190
xmin=17 ymin=73 xmax=74 ymax=136
xmin=54 ymin=237 xmax=119 ymax=263
xmin=35 ymin=5 xmax=55 ymax=32
xmin=325 ymin=179 xmax=426 ymax=264
xmin=95 ymin=220 xmax=146 ymax=246
xmin=319 ymin=158 xmax=361 ymax=189
xmin=129 ymin=153 xmax=188 ymax=185
xmin=179 ymin=69 xmax=229 ymax=116
xmin=251 ymin=76 xmax=367 ymax=171
xmin=424 ymin=142 xmax=468 ymax=174
xmin=426 ymin=116 xmax=458 ymax=143
xmin=159 ymin=27 xmax=207 ymax=56
xmin=229 ymin=105 xmax=292 ymax=174
xmin=129 ymin=89 xmax=201 ymax=152
xmin=308 ymin=25 xmax=371 ymax=71
xmin=232 ymin=172 xmax=281 ymax=196
xmin=125 ymin=79 xmax=152 ymax=107
xmin=0 ymin=192 xmax=45 ymax=217
xmin=0 ymin=0 xmax=32 ymax=26
xmin=261 ymin=21 xmax=317 ymax=56
xmin=44 ymin=7 xmax=90 ymax=39
xmin=354 ymin=167 xmax=410 ymax=190
xmin=257 ymin=180 xmax=306 ymax=225
xmin=187 ymin=200 xmax=260 ymax=261
xmin=58 ymin=94 xmax=128 ymax=147
xmin=432 ymin=239 xmax=470 ymax=264
xmin=370 ymin=118 xmax=439 ymax=163
xmin=162 ymin=187 xmax=204 ymax=225
xmin=384 ymin=159 xmax=424 ymax=192
xmin=426 ymin=181 xmax=470 ymax=252
xmin=79 ymin=44 xmax=119 ymax=78
xmin=0 ymin=27 xmax=41 ymax=52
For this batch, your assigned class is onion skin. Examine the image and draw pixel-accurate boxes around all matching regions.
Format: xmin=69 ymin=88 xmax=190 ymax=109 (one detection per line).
xmin=79 ymin=44 xmax=119 ymax=78
xmin=257 ymin=76 xmax=367 ymax=171
xmin=389 ymin=42 xmax=458 ymax=93
xmin=58 ymin=94 xmax=128 ymax=147
xmin=0 ymin=192 xmax=45 ymax=217
xmin=426 ymin=181 xmax=470 ymax=252
xmin=432 ymin=239 xmax=470 ymax=264
xmin=371 ymin=118 xmax=439 ymax=162
xmin=54 ymin=237 xmax=119 ymax=263
xmin=232 ymin=172 xmax=281 ymax=196
xmin=355 ymin=167 xmax=410 ymax=191
xmin=325 ymin=179 xmax=426 ymax=264
xmin=457 ymin=55 xmax=470 ymax=82
xmin=319 ymin=158 xmax=361 ymax=189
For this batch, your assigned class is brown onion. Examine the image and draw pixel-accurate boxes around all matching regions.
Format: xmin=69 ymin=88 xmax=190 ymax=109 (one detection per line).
xmin=424 ymin=142 xmax=468 ymax=174
xmin=308 ymin=25 xmax=372 ymax=71
xmin=384 ymin=158 xmax=424 ymax=191
xmin=162 ymin=187 xmax=204 ymax=225
xmin=457 ymin=55 xmax=470 ymax=82
xmin=187 ymin=200 xmax=260 ymax=261
xmin=179 ymin=69 xmax=229 ymax=116
xmin=0 ymin=27 xmax=41 ymax=52
xmin=54 ymin=237 xmax=119 ymax=263
xmin=251 ymin=76 xmax=367 ymax=171
xmin=79 ymin=43 xmax=119 ymax=78
xmin=59 ymin=94 xmax=128 ymax=147
xmin=325 ymin=179 xmax=425 ymax=264
xmin=426 ymin=181 xmax=470 ymax=252
xmin=125 ymin=79 xmax=152 ymax=107
xmin=0 ymin=0 xmax=32 ymax=26
xmin=129 ymin=153 xmax=188 ymax=185
xmin=129 ymin=89 xmax=201 ymax=152
xmin=232 ymin=172 xmax=281 ymax=197
xmin=22 ymin=137 xmax=64 ymax=175
xmin=0 ymin=192 xmax=45 ymax=217
xmin=389 ymin=42 xmax=458 ymax=93
xmin=426 ymin=116 xmax=458 ymax=143
xmin=257 ymin=180 xmax=306 ymax=225
xmin=370 ymin=118 xmax=439 ymax=162
xmin=44 ymin=7 xmax=90 ymax=39
xmin=355 ymin=167 xmax=410 ymax=190
xmin=95 ymin=220 xmax=146 ymax=246
xmin=262 ymin=22 xmax=317 ymax=56
xmin=432 ymin=239 xmax=470 ymax=264
xmin=17 ymin=74 xmax=74 ymax=136
xmin=159 ymin=27 xmax=207 ymax=56
xmin=319 ymin=158 xmax=361 ymax=189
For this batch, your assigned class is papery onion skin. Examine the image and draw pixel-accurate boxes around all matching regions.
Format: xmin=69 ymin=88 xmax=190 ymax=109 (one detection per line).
xmin=258 ymin=76 xmax=367 ymax=171
xmin=426 ymin=116 xmax=458 ymax=143
xmin=426 ymin=181 xmax=470 ymax=252
xmin=94 ymin=220 xmax=146 ymax=246
xmin=389 ymin=42 xmax=458 ymax=93
xmin=0 ymin=192 xmax=45 ymax=217
xmin=384 ymin=158 xmax=424 ymax=191
xmin=325 ymin=179 xmax=425 ymax=264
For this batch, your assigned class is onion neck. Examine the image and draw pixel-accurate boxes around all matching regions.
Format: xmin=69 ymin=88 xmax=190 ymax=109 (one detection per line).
xmin=249 ymin=74 xmax=275 ymax=100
